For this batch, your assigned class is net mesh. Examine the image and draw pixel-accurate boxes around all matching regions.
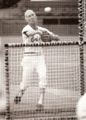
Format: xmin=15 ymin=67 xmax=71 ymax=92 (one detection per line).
xmin=5 ymin=43 xmax=81 ymax=120
xmin=0 ymin=0 xmax=85 ymax=119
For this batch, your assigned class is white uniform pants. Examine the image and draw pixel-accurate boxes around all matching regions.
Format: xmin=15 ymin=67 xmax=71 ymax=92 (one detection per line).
xmin=20 ymin=55 xmax=47 ymax=90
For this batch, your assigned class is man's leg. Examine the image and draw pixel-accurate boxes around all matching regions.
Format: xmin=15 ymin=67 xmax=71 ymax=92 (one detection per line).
xmin=36 ymin=56 xmax=47 ymax=108
xmin=14 ymin=83 xmax=26 ymax=104
xmin=38 ymin=88 xmax=45 ymax=105
xmin=14 ymin=64 xmax=33 ymax=104
xmin=36 ymin=88 xmax=45 ymax=110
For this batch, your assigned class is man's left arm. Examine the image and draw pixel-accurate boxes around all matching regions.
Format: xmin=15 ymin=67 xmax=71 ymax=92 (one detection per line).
xmin=41 ymin=30 xmax=60 ymax=42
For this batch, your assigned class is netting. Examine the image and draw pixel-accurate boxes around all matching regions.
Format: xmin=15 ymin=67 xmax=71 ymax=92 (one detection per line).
xmin=0 ymin=0 xmax=86 ymax=120
xmin=5 ymin=42 xmax=83 ymax=120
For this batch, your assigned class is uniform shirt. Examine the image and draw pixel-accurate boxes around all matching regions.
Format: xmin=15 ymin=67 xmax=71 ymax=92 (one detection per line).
xmin=22 ymin=25 xmax=53 ymax=55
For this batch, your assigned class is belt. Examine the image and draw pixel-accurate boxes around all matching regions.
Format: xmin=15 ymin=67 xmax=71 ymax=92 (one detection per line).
xmin=24 ymin=52 xmax=36 ymax=54
xmin=24 ymin=52 xmax=42 ymax=55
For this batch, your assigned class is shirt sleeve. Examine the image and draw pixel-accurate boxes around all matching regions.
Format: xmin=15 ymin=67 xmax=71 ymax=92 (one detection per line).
xmin=21 ymin=25 xmax=31 ymax=43
xmin=22 ymin=25 xmax=29 ymax=34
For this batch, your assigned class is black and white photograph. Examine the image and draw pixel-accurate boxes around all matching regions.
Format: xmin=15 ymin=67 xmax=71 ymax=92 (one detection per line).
xmin=0 ymin=0 xmax=86 ymax=120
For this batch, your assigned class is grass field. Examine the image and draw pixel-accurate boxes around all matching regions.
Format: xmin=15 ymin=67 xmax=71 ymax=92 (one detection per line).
xmin=0 ymin=35 xmax=85 ymax=119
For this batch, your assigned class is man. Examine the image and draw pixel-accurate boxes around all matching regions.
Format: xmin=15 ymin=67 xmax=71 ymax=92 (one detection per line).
xmin=14 ymin=9 xmax=60 ymax=109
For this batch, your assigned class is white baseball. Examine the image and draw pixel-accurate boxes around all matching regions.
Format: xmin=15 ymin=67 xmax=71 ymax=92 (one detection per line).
xmin=44 ymin=7 xmax=52 ymax=13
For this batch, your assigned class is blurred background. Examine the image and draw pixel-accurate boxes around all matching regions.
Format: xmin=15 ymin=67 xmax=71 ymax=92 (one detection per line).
xmin=0 ymin=0 xmax=78 ymax=36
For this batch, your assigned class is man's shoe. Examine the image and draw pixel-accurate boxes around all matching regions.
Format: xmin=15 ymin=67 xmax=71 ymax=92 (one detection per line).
xmin=14 ymin=90 xmax=24 ymax=104
xmin=14 ymin=96 xmax=21 ymax=104
xmin=36 ymin=104 xmax=44 ymax=111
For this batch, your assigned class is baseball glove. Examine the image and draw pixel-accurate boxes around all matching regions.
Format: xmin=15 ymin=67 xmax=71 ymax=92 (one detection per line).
xmin=41 ymin=31 xmax=52 ymax=42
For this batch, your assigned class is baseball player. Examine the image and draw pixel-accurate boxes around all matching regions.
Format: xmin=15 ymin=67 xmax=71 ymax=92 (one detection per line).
xmin=14 ymin=9 xmax=60 ymax=109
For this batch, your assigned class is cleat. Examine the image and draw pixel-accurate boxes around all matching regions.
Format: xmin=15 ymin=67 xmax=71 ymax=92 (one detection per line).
xmin=14 ymin=96 xmax=21 ymax=104
xmin=36 ymin=104 xmax=44 ymax=111
xmin=14 ymin=90 xmax=24 ymax=104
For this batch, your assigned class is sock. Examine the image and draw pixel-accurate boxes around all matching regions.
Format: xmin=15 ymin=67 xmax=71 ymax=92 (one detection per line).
xmin=38 ymin=94 xmax=44 ymax=105
xmin=38 ymin=88 xmax=45 ymax=105
xmin=18 ymin=90 xmax=24 ymax=97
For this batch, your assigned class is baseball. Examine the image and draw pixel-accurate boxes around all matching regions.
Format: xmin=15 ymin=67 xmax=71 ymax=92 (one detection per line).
xmin=44 ymin=7 xmax=52 ymax=13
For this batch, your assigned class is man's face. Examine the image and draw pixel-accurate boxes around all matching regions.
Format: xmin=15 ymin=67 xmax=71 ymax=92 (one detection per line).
xmin=25 ymin=10 xmax=37 ymax=25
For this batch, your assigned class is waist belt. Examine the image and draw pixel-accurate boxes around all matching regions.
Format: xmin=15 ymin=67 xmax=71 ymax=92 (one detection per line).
xmin=24 ymin=52 xmax=42 ymax=55
xmin=24 ymin=52 xmax=36 ymax=54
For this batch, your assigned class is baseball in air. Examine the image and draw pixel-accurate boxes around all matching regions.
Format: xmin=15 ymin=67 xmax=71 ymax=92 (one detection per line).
xmin=44 ymin=7 xmax=52 ymax=13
